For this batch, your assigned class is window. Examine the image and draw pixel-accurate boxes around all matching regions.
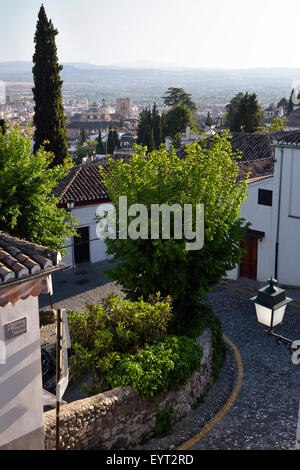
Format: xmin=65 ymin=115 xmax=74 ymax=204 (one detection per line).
xmin=258 ymin=189 xmax=272 ymax=207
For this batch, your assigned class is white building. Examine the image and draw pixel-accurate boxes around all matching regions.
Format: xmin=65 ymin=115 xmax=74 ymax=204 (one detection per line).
xmin=227 ymin=130 xmax=300 ymax=287
xmin=0 ymin=232 xmax=68 ymax=449
xmin=55 ymin=161 xmax=111 ymax=267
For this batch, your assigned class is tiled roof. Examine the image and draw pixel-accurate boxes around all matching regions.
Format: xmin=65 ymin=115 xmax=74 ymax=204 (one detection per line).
xmin=176 ymin=132 xmax=274 ymax=162
xmin=238 ymin=157 xmax=274 ymax=183
xmin=229 ymin=133 xmax=274 ymax=161
xmin=0 ymin=232 xmax=63 ymax=286
xmin=54 ymin=160 xmax=109 ymax=203
xmin=54 ymin=155 xmax=134 ymax=204
xmin=55 ymin=133 xmax=275 ymax=205
xmin=274 ymin=130 xmax=300 ymax=146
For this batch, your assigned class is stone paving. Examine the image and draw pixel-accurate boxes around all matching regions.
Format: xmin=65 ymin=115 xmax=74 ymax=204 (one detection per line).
xmin=189 ymin=282 xmax=300 ymax=450
xmin=39 ymin=265 xmax=300 ymax=450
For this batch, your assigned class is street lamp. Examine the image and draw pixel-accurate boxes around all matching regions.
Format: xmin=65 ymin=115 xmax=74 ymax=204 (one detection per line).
xmin=251 ymin=278 xmax=300 ymax=449
xmin=250 ymin=277 xmax=294 ymax=352
xmin=66 ymin=199 xmax=75 ymax=212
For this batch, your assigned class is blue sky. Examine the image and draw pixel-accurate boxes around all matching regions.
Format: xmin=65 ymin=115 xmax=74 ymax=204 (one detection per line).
xmin=1 ymin=0 xmax=300 ymax=69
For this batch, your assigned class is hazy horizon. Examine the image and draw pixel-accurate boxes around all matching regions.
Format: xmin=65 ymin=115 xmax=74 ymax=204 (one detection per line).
xmin=2 ymin=0 xmax=300 ymax=70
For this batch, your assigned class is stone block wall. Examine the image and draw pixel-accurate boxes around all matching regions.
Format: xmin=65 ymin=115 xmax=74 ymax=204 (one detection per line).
xmin=44 ymin=330 xmax=212 ymax=450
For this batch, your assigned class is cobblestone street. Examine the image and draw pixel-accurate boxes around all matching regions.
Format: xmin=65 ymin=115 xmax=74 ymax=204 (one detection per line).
xmin=40 ymin=264 xmax=300 ymax=450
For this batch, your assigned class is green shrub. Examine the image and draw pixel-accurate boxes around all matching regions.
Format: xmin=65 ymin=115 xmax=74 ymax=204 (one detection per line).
xmin=154 ymin=405 xmax=175 ymax=437
xmin=67 ymin=293 xmax=172 ymax=393
xmin=106 ymin=335 xmax=203 ymax=398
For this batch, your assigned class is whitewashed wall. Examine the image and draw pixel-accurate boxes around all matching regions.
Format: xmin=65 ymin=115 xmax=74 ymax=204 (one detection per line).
xmin=271 ymin=146 xmax=300 ymax=286
xmin=0 ymin=295 xmax=44 ymax=449
xmin=226 ymin=177 xmax=275 ymax=282
xmin=62 ymin=203 xmax=110 ymax=267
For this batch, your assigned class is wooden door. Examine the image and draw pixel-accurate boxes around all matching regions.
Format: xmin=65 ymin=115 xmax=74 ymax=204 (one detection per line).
xmin=74 ymin=226 xmax=90 ymax=265
xmin=239 ymin=236 xmax=258 ymax=280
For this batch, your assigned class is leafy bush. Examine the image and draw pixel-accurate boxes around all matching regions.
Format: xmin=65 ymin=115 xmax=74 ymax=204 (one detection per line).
xmin=154 ymin=405 xmax=175 ymax=437
xmin=67 ymin=293 xmax=172 ymax=394
xmin=100 ymin=138 xmax=249 ymax=332
xmin=106 ymin=335 xmax=203 ymax=398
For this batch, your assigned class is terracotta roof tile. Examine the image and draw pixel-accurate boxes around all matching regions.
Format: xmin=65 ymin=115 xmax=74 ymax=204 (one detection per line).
xmin=274 ymin=130 xmax=300 ymax=145
xmin=238 ymin=157 xmax=274 ymax=182
xmin=0 ymin=232 xmax=62 ymax=286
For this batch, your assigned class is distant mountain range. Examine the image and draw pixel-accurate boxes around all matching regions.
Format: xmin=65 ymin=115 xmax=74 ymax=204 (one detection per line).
xmin=1 ymin=61 xmax=300 ymax=104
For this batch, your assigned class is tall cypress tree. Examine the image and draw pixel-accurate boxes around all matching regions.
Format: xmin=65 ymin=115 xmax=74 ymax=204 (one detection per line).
xmin=107 ymin=124 xmax=115 ymax=154
xmin=113 ymin=130 xmax=120 ymax=149
xmin=96 ymin=130 xmax=105 ymax=154
xmin=0 ymin=119 xmax=5 ymax=135
xmin=32 ymin=5 xmax=68 ymax=166
xmin=287 ymin=89 xmax=294 ymax=115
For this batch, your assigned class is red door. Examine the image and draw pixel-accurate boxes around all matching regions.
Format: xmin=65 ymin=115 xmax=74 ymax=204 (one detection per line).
xmin=239 ymin=236 xmax=258 ymax=280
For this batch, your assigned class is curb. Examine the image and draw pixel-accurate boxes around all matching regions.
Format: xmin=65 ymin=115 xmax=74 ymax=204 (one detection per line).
xmin=178 ymin=334 xmax=243 ymax=450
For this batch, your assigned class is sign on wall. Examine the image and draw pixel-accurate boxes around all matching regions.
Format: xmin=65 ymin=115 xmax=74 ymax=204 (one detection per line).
xmin=4 ymin=317 xmax=27 ymax=340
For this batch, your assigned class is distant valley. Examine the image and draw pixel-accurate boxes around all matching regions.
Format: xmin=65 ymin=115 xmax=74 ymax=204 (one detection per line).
xmin=1 ymin=61 xmax=300 ymax=104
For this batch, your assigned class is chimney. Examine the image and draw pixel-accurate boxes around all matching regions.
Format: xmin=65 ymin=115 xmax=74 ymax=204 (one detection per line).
xmin=165 ymin=136 xmax=172 ymax=151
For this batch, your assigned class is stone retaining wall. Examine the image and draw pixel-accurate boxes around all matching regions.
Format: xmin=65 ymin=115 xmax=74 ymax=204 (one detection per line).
xmin=43 ymin=330 xmax=213 ymax=450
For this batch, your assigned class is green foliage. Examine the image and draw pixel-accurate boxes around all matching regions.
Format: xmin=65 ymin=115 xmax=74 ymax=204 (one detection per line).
xmin=67 ymin=293 xmax=172 ymax=395
xmin=224 ymin=92 xmax=244 ymax=129
xmin=172 ymin=132 xmax=182 ymax=148
xmin=154 ymin=405 xmax=175 ymax=437
xmin=0 ymin=125 xmax=77 ymax=252
xmin=287 ymin=89 xmax=294 ymax=115
xmin=32 ymin=5 xmax=69 ymax=166
xmin=185 ymin=303 xmax=226 ymax=381
xmin=137 ymin=103 xmax=163 ymax=150
xmin=106 ymin=124 xmax=120 ymax=154
xmin=230 ymin=92 xmax=263 ymax=133
xmin=256 ymin=116 xmax=287 ymax=133
xmin=100 ymin=135 xmax=249 ymax=331
xmin=162 ymin=87 xmax=197 ymax=115
xmin=164 ymin=104 xmax=192 ymax=137
xmin=80 ymin=128 xmax=87 ymax=145
xmin=106 ymin=335 xmax=203 ymax=398
xmin=0 ymin=119 xmax=5 ymax=135
xmin=74 ymin=140 xmax=97 ymax=164
xmin=205 ymin=111 xmax=213 ymax=127
xmin=96 ymin=130 xmax=105 ymax=154
xmin=277 ymin=97 xmax=288 ymax=111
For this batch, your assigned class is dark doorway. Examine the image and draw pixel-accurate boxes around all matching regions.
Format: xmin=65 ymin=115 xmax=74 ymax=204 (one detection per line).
xmin=74 ymin=226 xmax=90 ymax=265
xmin=239 ymin=236 xmax=258 ymax=280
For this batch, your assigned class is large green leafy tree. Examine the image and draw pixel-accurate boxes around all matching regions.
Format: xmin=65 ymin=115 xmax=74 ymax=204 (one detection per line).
xmin=0 ymin=126 xmax=77 ymax=252
xmin=162 ymin=87 xmax=197 ymax=115
xmin=100 ymin=134 xmax=248 ymax=332
xmin=224 ymin=92 xmax=244 ymax=129
xmin=164 ymin=104 xmax=192 ymax=137
xmin=231 ymin=92 xmax=262 ymax=133
xmin=32 ymin=5 xmax=69 ymax=166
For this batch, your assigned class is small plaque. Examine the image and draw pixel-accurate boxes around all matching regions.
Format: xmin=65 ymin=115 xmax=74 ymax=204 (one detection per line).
xmin=4 ymin=317 xmax=27 ymax=340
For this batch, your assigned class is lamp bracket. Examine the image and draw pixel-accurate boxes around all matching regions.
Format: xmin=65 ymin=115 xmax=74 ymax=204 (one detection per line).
xmin=267 ymin=329 xmax=298 ymax=354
